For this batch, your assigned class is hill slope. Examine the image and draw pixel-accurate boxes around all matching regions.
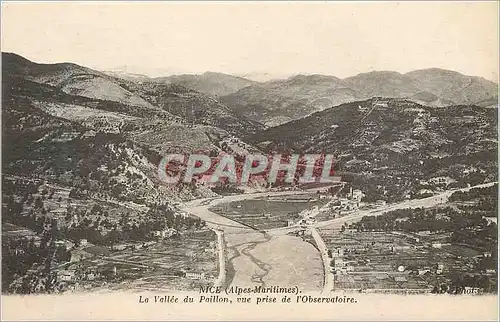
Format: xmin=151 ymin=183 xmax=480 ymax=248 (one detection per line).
xmin=249 ymin=98 xmax=498 ymax=202
xmin=221 ymin=70 xmax=498 ymax=126
xmin=220 ymin=74 xmax=358 ymax=126
xmin=405 ymin=68 xmax=498 ymax=106
xmin=3 ymin=53 xmax=266 ymax=140
xmin=2 ymin=52 xmax=265 ymax=199
xmin=154 ymin=72 xmax=257 ymax=97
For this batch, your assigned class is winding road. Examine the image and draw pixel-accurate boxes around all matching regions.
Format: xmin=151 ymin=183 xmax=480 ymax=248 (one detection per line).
xmin=314 ymin=182 xmax=498 ymax=230
xmin=181 ymin=189 xmax=325 ymax=292
xmin=181 ymin=182 xmax=497 ymax=293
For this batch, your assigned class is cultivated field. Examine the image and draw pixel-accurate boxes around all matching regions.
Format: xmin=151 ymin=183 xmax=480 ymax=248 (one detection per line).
xmin=317 ymin=229 xmax=488 ymax=293
xmin=209 ymin=194 xmax=328 ymax=230
xmin=67 ymin=229 xmax=218 ymax=292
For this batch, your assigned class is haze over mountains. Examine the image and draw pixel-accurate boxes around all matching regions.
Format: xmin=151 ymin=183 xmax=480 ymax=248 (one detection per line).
xmin=153 ymin=72 xmax=258 ymax=98
xmin=2 ymin=52 xmax=498 ymax=279
xmin=105 ymin=65 xmax=497 ymax=126
xmin=2 ymin=52 xmax=266 ymax=205
xmin=3 ymin=52 xmax=498 ymax=205
xmin=222 ymin=69 xmax=498 ymax=125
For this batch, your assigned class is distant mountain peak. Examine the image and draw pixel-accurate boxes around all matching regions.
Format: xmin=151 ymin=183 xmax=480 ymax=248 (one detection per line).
xmin=286 ymin=74 xmax=342 ymax=83
xmin=201 ymin=71 xmax=228 ymax=77
xmin=405 ymin=68 xmax=473 ymax=80
xmin=152 ymin=71 xmax=257 ymax=97
xmin=345 ymin=70 xmax=408 ymax=81
xmin=3 ymin=52 xmax=32 ymax=64
xmin=353 ymin=70 xmax=403 ymax=76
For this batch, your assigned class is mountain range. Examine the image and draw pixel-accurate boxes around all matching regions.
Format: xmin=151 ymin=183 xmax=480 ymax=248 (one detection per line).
xmin=105 ymin=65 xmax=497 ymax=126
xmin=221 ymin=70 xmax=498 ymax=125
xmin=2 ymin=52 xmax=498 ymax=205
xmin=153 ymin=72 xmax=258 ymax=98
xmin=248 ymin=97 xmax=497 ymax=201
xmin=2 ymin=52 xmax=266 ymax=207
xmin=3 ymin=52 xmax=497 ymax=296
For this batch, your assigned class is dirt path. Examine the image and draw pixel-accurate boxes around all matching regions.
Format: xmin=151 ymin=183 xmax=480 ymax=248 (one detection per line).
xmin=315 ymin=181 xmax=498 ymax=230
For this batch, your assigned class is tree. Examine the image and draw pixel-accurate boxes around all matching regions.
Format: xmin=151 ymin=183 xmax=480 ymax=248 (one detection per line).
xmin=35 ymin=197 xmax=43 ymax=209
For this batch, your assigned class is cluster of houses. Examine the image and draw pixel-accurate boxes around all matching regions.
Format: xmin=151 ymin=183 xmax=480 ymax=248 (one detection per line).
xmin=184 ymin=272 xmax=206 ymax=280
xmin=56 ymin=230 xmax=217 ymax=286
xmin=330 ymin=188 xmax=365 ymax=212
xmin=57 ymin=265 xmax=117 ymax=283
xmin=328 ymin=233 xmax=498 ymax=294
xmin=329 ymin=248 xmax=356 ymax=275
xmin=153 ymin=228 xmax=178 ymax=239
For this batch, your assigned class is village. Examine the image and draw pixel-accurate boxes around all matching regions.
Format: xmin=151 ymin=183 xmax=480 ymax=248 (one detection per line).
xmin=317 ymin=228 xmax=495 ymax=294
xmin=49 ymin=228 xmax=219 ymax=293
xmin=2 ymin=176 xmax=220 ymax=293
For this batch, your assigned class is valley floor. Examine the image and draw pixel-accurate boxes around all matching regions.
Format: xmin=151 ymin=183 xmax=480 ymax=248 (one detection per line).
xmin=182 ymin=182 xmax=497 ymax=295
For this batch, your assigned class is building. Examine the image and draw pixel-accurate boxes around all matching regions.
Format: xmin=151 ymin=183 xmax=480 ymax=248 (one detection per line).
xmin=305 ymin=218 xmax=316 ymax=225
xmin=431 ymin=243 xmax=442 ymax=249
xmin=391 ymin=246 xmax=412 ymax=252
xmin=113 ymin=244 xmax=129 ymax=251
xmin=58 ymin=270 xmax=75 ymax=282
xmin=85 ymin=271 xmax=97 ymax=281
xmin=418 ymin=269 xmax=430 ymax=276
xmin=394 ymin=276 xmax=407 ymax=282
xmin=358 ymin=105 xmax=368 ymax=112
xmin=351 ymin=189 xmax=364 ymax=202
xmin=204 ymin=247 xmax=217 ymax=254
xmin=482 ymin=217 xmax=497 ymax=224
xmin=333 ymin=258 xmax=344 ymax=269
xmin=70 ymin=249 xmax=92 ymax=262
xmin=154 ymin=228 xmax=177 ymax=239
xmin=185 ymin=272 xmax=206 ymax=280
xmin=332 ymin=248 xmax=344 ymax=258
xmin=55 ymin=240 xmax=74 ymax=250
xmin=374 ymin=101 xmax=389 ymax=108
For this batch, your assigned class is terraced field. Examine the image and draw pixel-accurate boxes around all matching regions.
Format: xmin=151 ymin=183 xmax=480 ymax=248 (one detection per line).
xmin=209 ymin=194 xmax=328 ymax=230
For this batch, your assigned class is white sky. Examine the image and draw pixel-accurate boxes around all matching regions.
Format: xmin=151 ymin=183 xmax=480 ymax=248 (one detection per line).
xmin=1 ymin=1 xmax=498 ymax=81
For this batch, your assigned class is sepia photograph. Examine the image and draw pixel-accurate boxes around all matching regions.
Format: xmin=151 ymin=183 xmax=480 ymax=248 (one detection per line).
xmin=1 ymin=1 xmax=498 ymax=320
